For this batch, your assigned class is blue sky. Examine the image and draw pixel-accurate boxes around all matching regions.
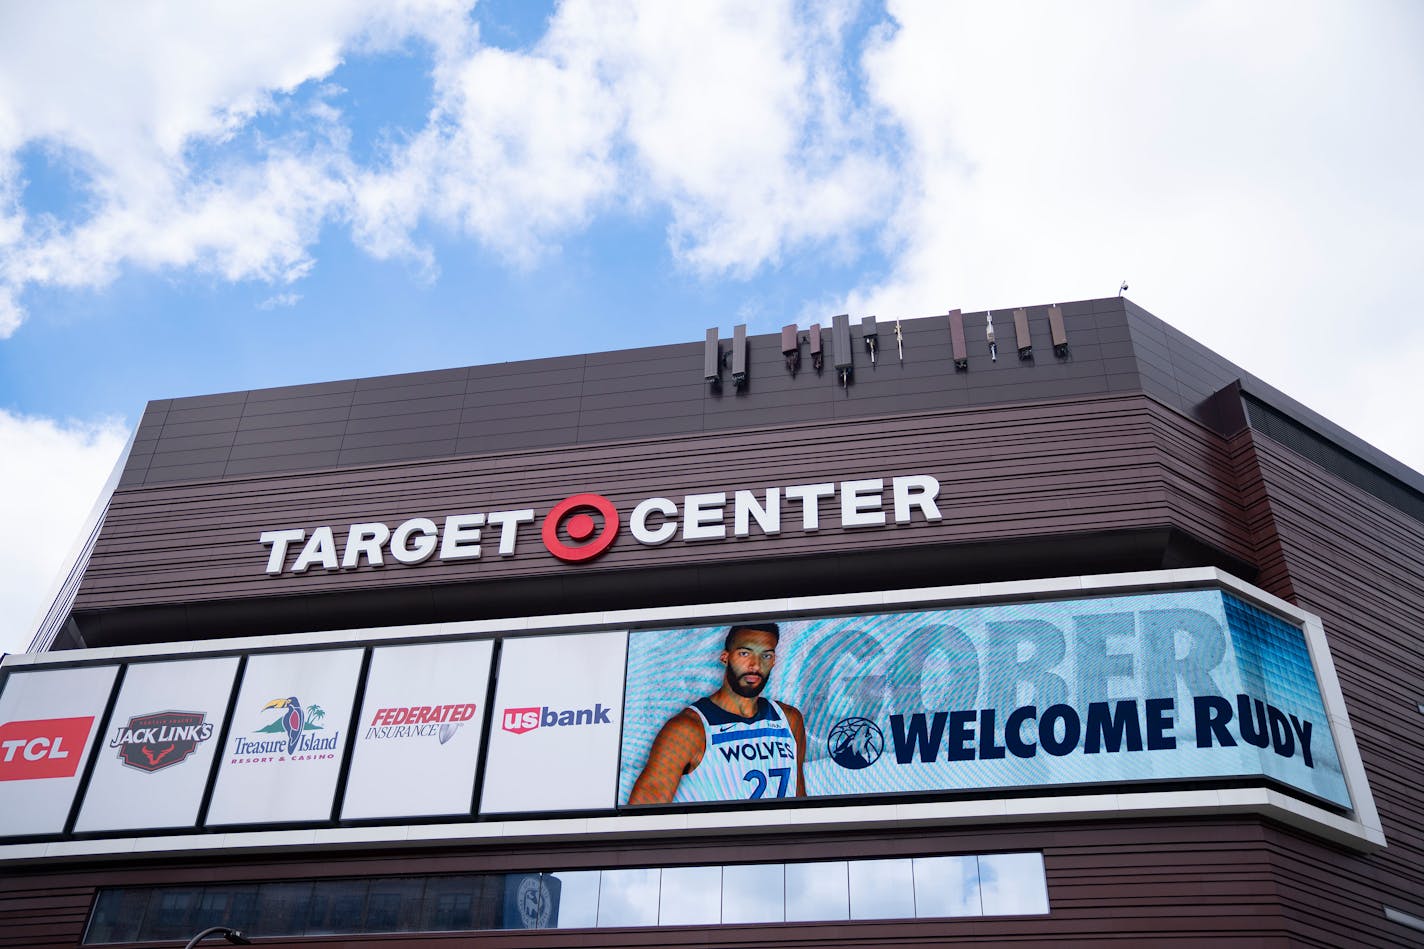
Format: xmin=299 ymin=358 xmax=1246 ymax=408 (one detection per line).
xmin=1 ymin=0 xmax=1422 ymax=652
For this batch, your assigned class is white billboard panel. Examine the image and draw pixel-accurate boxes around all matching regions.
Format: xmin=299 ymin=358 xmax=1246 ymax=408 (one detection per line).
xmin=341 ymin=640 xmax=493 ymax=820
xmin=480 ymin=631 xmax=627 ymax=814
xmin=74 ymin=656 xmax=239 ymax=833
xmin=0 ymin=664 xmax=117 ymax=836
xmin=206 ymin=649 xmax=362 ymax=826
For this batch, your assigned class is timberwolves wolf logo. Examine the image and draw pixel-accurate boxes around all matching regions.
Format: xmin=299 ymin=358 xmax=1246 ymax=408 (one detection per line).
xmin=828 ymin=717 xmax=884 ymax=770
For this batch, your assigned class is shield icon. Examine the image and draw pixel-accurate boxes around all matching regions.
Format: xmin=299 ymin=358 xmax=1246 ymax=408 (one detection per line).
xmin=114 ymin=710 xmax=211 ymax=773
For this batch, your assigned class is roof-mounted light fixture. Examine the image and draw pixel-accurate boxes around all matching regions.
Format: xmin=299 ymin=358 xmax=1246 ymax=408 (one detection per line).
xmin=862 ymin=315 xmax=879 ymax=366
xmin=703 ymin=327 xmax=721 ymax=389
xmin=832 ymin=313 xmax=854 ymax=388
xmin=782 ymin=324 xmax=801 ymax=376
xmin=731 ymin=323 xmax=748 ymax=390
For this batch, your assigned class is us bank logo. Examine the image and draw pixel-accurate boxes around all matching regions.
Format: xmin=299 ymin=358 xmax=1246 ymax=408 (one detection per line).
xmin=501 ymin=704 xmax=613 ymax=735
xmin=229 ymin=695 xmax=340 ymax=763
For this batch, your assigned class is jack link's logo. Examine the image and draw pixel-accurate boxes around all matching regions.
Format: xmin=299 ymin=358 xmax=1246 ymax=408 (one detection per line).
xmin=110 ymin=710 xmax=214 ymax=773
xmin=229 ymin=696 xmax=341 ymax=763
xmin=0 ymin=717 xmax=93 ymax=781
xmin=501 ymin=704 xmax=613 ymax=735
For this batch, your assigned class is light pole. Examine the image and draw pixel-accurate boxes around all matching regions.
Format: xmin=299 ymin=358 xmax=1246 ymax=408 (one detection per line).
xmin=183 ymin=926 xmax=252 ymax=949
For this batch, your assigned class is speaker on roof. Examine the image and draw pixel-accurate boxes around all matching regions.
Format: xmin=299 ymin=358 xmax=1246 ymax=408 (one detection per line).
xmin=704 ymin=327 xmax=721 ymax=387
xmin=1048 ymin=304 xmax=1069 ymax=358
xmin=862 ymin=315 xmax=879 ymax=366
xmin=782 ymin=324 xmax=801 ymax=376
xmin=948 ymin=309 xmax=967 ymax=371
xmin=832 ymin=313 xmax=853 ymax=388
xmin=732 ymin=323 xmax=748 ymax=390
xmin=1014 ymin=308 xmax=1033 ymax=360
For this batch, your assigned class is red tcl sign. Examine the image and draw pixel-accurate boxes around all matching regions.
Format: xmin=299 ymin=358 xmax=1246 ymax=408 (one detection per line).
xmin=0 ymin=717 xmax=92 ymax=781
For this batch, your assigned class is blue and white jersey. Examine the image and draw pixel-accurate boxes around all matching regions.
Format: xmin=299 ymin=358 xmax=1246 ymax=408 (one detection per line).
xmin=674 ymin=697 xmax=800 ymax=803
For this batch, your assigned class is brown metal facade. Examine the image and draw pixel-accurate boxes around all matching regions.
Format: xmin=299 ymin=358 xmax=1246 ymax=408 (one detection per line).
xmin=5 ymin=298 xmax=1424 ymax=945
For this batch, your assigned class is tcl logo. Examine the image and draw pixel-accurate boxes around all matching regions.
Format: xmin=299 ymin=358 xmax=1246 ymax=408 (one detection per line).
xmin=0 ymin=717 xmax=93 ymax=781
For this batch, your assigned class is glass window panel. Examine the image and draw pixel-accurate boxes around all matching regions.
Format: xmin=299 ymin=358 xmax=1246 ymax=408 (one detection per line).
xmin=83 ymin=852 xmax=1048 ymax=939
xmin=85 ymin=888 xmax=150 ymax=944
xmin=912 ymin=855 xmax=982 ymax=918
xmin=721 ymin=863 xmax=784 ymax=925
xmin=501 ymin=872 xmax=567 ymax=930
xmin=658 ymin=865 xmax=722 ymax=926
xmin=137 ymin=887 xmax=201 ymax=941
xmin=420 ymin=875 xmax=495 ymax=932
xmin=306 ymin=878 xmax=369 ymax=935
xmin=597 ymin=868 xmax=660 ymax=927
xmin=548 ymin=870 xmax=601 ymax=929
xmin=785 ymin=860 xmax=849 ymax=923
xmin=364 ymin=878 xmax=426 ymax=933
xmin=978 ymin=852 xmax=1049 ymax=916
xmin=255 ymin=882 xmax=313 ymax=937
xmin=848 ymin=858 xmax=916 ymax=921
xmin=197 ymin=885 xmax=258 ymax=933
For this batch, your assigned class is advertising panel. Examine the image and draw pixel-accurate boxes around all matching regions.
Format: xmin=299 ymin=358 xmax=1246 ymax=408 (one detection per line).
xmin=342 ymin=640 xmax=493 ymax=820
xmin=480 ymin=631 xmax=627 ymax=814
xmin=0 ymin=664 xmax=117 ymax=836
xmin=618 ymin=590 xmax=1349 ymax=808
xmin=75 ymin=656 xmax=239 ymax=833
xmin=206 ymin=649 xmax=362 ymax=826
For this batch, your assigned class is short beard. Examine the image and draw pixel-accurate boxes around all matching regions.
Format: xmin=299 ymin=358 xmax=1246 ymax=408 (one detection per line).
xmin=727 ymin=672 xmax=767 ymax=699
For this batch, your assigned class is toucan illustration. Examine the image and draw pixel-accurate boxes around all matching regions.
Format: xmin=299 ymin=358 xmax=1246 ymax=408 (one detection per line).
xmin=262 ymin=697 xmax=305 ymax=754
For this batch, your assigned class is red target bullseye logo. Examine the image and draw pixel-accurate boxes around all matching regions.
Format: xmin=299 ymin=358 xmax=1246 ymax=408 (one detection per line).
xmin=542 ymin=493 xmax=620 ymax=563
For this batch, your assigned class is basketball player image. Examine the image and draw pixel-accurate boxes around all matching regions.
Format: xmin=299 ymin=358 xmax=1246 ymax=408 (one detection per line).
xmin=628 ymin=622 xmax=807 ymax=804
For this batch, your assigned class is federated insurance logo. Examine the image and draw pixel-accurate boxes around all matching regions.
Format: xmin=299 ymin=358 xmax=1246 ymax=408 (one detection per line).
xmin=229 ymin=696 xmax=340 ymax=764
xmin=364 ymin=703 xmax=478 ymax=744
xmin=110 ymin=710 xmax=213 ymax=773
xmin=827 ymin=717 xmax=885 ymax=769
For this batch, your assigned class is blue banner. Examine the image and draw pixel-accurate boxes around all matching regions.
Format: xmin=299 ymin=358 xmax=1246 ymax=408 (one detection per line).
xmin=618 ymin=590 xmax=1349 ymax=808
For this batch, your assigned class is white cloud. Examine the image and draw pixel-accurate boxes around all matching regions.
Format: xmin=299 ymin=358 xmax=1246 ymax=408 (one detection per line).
xmin=353 ymin=37 xmax=622 ymax=267
xmin=258 ymin=292 xmax=304 ymax=310
xmin=553 ymin=0 xmax=895 ymax=274
xmin=352 ymin=0 xmax=897 ymax=273
xmin=0 ymin=411 xmax=128 ymax=655
xmin=3 ymin=0 xmax=896 ymax=330
xmin=0 ymin=0 xmax=471 ymax=335
xmin=850 ymin=0 xmax=1424 ymax=471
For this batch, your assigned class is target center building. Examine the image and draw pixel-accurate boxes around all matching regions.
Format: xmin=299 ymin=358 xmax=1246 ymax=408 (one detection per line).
xmin=3 ymin=298 xmax=1423 ymax=946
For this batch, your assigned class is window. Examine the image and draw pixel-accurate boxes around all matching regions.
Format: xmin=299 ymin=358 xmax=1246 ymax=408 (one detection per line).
xmin=84 ymin=851 xmax=1049 ymax=943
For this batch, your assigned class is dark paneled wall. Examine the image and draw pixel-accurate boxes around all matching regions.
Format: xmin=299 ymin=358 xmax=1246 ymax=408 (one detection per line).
xmin=5 ymin=818 xmax=1416 ymax=948
xmin=1236 ymin=431 xmax=1424 ymax=928
xmin=73 ymin=395 xmax=1253 ymax=633
xmin=19 ymin=298 xmax=1424 ymax=944
xmin=119 ymin=300 xmax=1140 ymax=488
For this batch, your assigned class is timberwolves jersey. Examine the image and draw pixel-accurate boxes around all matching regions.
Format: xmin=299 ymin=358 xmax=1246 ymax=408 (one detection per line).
xmin=674 ymin=697 xmax=799 ymax=803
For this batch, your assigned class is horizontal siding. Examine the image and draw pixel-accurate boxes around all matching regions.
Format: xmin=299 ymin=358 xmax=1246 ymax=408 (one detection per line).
xmin=1 ymin=818 xmax=1394 ymax=947
xmin=118 ymin=302 xmax=1131 ymax=488
xmin=1238 ymin=433 xmax=1424 ymax=942
xmin=74 ymin=395 xmax=1250 ymax=615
